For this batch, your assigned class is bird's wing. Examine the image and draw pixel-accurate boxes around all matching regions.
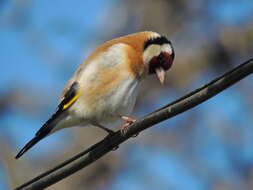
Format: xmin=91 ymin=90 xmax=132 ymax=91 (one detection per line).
xmin=60 ymin=69 xmax=81 ymax=100
xmin=15 ymin=82 xmax=80 ymax=159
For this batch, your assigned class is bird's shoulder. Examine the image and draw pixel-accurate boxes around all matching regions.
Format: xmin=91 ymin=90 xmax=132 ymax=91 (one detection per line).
xmin=79 ymin=32 xmax=158 ymax=71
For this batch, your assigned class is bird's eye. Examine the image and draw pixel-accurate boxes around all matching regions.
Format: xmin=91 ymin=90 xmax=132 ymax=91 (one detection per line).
xmin=157 ymin=53 xmax=163 ymax=61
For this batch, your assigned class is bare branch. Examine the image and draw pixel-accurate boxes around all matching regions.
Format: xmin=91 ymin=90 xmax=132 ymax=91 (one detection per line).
xmin=14 ymin=58 xmax=253 ymax=190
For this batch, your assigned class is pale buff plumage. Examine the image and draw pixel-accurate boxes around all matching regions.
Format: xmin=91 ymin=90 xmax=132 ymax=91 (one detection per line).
xmin=16 ymin=31 xmax=174 ymax=159
xmin=61 ymin=31 xmax=160 ymax=97
xmin=57 ymin=32 xmax=161 ymax=127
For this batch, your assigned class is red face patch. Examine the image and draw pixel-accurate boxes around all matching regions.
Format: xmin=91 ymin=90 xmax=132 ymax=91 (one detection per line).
xmin=148 ymin=52 xmax=174 ymax=74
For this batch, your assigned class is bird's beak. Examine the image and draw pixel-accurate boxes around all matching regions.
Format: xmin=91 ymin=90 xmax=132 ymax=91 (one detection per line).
xmin=155 ymin=67 xmax=166 ymax=84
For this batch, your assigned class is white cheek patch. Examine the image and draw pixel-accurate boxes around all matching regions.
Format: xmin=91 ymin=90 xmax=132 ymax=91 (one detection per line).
xmin=143 ymin=43 xmax=173 ymax=66
xmin=161 ymin=44 xmax=173 ymax=54
xmin=143 ymin=45 xmax=161 ymax=64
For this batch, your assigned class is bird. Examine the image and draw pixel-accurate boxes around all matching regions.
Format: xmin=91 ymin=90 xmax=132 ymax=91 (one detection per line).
xmin=15 ymin=31 xmax=175 ymax=159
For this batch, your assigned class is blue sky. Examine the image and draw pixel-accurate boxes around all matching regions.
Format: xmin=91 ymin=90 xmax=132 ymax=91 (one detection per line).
xmin=1 ymin=0 xmax=253 ymax=189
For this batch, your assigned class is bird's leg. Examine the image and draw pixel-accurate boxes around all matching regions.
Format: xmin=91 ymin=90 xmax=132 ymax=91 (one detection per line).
xmin=92 ymin=122 xmax=119 ymax=150
xmin=119 ymin=116 xmax=138 ymax=136
xmin=95 ymin=125 xmax=116 ymax=135
xmin=92 ymin=122 xmax=116 ymax=135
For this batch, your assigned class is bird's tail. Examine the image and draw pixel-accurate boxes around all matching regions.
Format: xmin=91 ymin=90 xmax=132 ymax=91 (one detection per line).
xmin=16 ymin=82 xmax=79 ymax=159
xmin=15 ymin=135 xmax=45 ymax=159
xmin=15 ymin=110 xmax=66 ymax=159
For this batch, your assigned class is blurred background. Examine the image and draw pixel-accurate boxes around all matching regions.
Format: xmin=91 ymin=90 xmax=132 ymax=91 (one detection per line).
xmin=1 ymin=0 xmax=253 ymax=189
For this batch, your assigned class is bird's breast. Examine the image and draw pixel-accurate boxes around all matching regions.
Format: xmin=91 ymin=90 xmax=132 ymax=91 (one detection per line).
xmin=73 ymin=67 xmax=140 ymax=125
xmin=76 ymin=77 xmax=139 ymax=125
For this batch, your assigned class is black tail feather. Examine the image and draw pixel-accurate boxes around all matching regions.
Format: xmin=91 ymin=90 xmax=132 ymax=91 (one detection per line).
xmin=15 ymin=135 xmax=44 ymax=159
xmin=15 ymin=113 xmax=61 ymax=159
xmin=15 ymin=82 xmax=78 ymax=159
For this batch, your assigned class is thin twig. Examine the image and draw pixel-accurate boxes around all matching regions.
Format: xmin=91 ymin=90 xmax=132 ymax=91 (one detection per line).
xmin=14 ymin=58 xmax=253 ymax=190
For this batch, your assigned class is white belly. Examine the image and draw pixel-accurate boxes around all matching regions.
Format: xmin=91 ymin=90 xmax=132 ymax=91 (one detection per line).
xmin=107 ymin=78 xmax=139 ymax=117
xmin=72 ymin=77 xmax=140 ymax=127
xmin=93 ymin=77 xmax=139 ymax=126
xmin=68 ymin=43 xmax=142 ymax=127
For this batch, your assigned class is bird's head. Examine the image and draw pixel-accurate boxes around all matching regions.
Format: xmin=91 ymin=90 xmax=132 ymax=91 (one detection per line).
xmin=143 ymin=35 xmax=175 ymax=84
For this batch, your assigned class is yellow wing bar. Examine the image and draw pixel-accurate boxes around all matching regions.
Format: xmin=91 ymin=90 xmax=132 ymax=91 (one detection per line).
xmin=63 ymin=93 xmax=80 ymax=110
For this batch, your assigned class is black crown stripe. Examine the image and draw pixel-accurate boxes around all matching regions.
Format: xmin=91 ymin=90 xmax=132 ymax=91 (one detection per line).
xmin=144 ymin=36 xmax=171 ymax=50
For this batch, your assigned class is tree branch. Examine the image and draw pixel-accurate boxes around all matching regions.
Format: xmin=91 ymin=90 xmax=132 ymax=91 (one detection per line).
xmin=14 ymin=58 xmax=253 ymax=190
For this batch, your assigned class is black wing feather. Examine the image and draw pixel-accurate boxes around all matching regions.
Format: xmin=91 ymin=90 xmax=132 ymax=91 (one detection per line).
xmin=15 ymin=82 xmax=79 ymax=159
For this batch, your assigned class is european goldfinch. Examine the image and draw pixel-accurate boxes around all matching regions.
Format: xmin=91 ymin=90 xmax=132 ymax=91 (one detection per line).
xmin=16 ymin=31 xmax=175 ymax=159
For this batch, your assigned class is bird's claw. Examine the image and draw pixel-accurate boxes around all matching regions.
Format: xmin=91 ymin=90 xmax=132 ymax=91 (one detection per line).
xmin=121 ymin=116 xmax=136 ymax=123
xmin=120 ymin=122 xmax=139 ymax=138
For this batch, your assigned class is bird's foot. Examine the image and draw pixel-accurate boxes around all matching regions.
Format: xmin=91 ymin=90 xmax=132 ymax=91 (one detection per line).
xmin=121 ymin=116 xmax=136 ymax=123
xmin=120 ymin=117 xmax=139 ymax=137
xmin=94 ymin=123 xmax=116 ymax=135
